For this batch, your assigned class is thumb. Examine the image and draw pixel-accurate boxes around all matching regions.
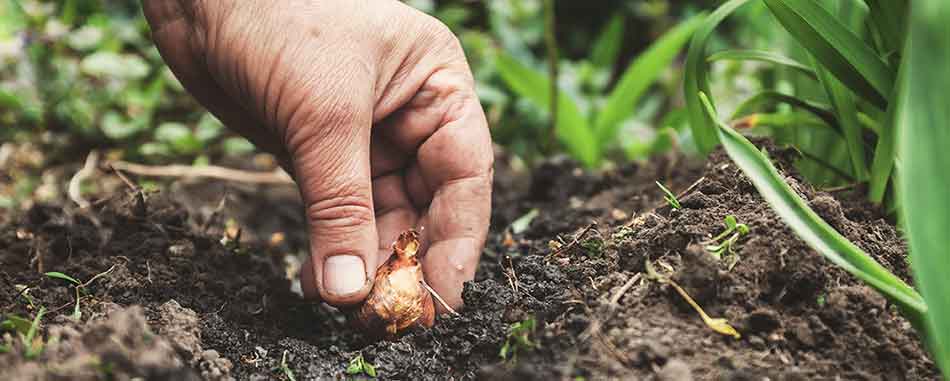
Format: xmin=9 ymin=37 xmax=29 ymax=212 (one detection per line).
xmin=292 ymin=94 xmax=378 ymax=307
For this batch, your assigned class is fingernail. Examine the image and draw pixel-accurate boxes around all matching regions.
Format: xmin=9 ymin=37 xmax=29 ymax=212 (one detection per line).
xmin=324 ymin=255 xmax=367 ymax=296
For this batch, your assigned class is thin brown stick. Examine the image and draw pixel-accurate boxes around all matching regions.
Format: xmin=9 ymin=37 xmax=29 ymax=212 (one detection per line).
xmin=551 ymin=221 xmax=598 ymax=256
xmin=608 ymin=273 xmax=641 ymax=309
xmin=109 ymin=160 xmax=294 ymax=184
xmin=68 ymin=150 xmax=100 ymax=208
xmin=110 ymin=164 xmax=140 ymax=191
xmin=651 ymin=175 xmax=706 ymax=210
xmin=421 ymin=279 xmax=460 ymax=316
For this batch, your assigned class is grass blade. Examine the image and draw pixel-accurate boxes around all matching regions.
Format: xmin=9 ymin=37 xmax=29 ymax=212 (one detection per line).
xmin=594 ymin=13 xmax=705 ymax=146
xmin=864 ymin=0 xmax=908 ymax=55
xmin=590 ymin=14 xmax=625 ymax=69
xmin=495 ymin=53 xmax=599 ymax=167
xmin=44 ymin=272 xmax=81 ymax=286
xmin=706 ymin=49 xmax=817 ymax=80
xmin=698 ymin=92 xmax=926 ymax=324
xmin=763 ymin=0 xmax=894 ymax=108
xmin=897 ymin=0 xmax=950 ymax=375
xmin=813 ymin=58 xmax=869 ymax=181
xmin=867 ymin=68 xmax=901 ymax=204
xmin=685 ymin=0 xmax=754 ymax=154
xmin=729 ymin=90 xmax=838 ymax=131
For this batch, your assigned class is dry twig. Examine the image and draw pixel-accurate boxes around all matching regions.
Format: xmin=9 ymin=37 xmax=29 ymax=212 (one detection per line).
xmin=421 ymin=279 xmax=460 ymax=316
xmin=550 ymin=221 xmax=598 ymax=256
xmin=608 ymin=273 xmax=642 ymax=309
xmin=109 ymin=160 xmax=294 ymax=184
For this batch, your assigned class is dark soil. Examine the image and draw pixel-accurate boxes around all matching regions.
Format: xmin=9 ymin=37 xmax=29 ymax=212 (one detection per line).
xmin=0 ymin=142 xmax=938 ymax=380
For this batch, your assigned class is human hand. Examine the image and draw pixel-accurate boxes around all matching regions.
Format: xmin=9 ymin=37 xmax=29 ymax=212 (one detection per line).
xmin=142 ymin=0 xmax=492 ymax=311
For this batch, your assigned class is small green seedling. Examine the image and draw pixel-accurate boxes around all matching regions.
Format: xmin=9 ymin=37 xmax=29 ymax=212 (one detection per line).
xmin=499 ymin=317 xmax=538 ymax=362
xmin=656 ymin=181 xmax=681 ymax=209
xmin=345 ymin=354 xmax=377 ymax=378
xmin=276 ymin=350 xmax=297 ymax=381
xmin=14 ymin=285 xmax=36 ymax=309
xmin=22 ymin=307 xmax=47 ymax=359
xmin=45 ymin=265 xmax=117 ymax=321
xmin=580 ymin=237 xmax=605 ymax=257
xmin=704 ymin=215 xmax=750 ymax=270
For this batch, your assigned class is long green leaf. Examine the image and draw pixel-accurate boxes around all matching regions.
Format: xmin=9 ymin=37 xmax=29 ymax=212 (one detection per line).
xmin=729 ymin=91 xmax=838 ymax=131
xmin=813 ymin=58 xmax=869 ymax=181
xmin=685 ymin=0 xmax=754 ymax=154
xmin=495 ymin=53 xmax=599 ymax=167
xmin=594 ymin=14 xmax=705 ymax=146
xmin=590 ymin=14 xmax=625 ymax=69
xmin=45 ymin=272 xmax=81 ymax=286
xmin=867 ymin=69 xmax=901 ymax=204
xmin=698 ymin=92 xmax=926 ymax=324
xmin=864 ymin=0 xmax=908 ymax=55
xmin=763 ymin=0 xmax=894 ymax=108
xmin=898 ymin=0 xmax=950 ymax=375
xmin=707 ymin=49 xmax=818 ymax=79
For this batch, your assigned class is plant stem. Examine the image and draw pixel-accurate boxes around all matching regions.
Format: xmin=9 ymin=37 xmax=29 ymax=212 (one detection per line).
xmin=543 ymin=0 xmax=559 ymax=154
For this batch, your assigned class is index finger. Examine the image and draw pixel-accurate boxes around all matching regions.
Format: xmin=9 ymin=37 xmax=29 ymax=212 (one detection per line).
xmin=415 ymin=88 xmax=493 ymax=312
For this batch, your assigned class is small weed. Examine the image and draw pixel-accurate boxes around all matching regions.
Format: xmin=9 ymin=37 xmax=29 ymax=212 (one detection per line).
xmin=610 ymin=225 xmax=634 ymax=241
xmin=22 ymin=307 xmax=47 ymax=360
xmin=14 ymin=285 xmax=36 ymax=309
xmin=1 ymin=315 xmax=33 ymax=334
xmin=580 ymin=237 xmax=605 ymax=257
xmin=656 ymin=181 xmax=681 ymax=209
xmin=45 ymin=265 xmax=117 ymax=321
xmin=704 ymin=215 xmax=750 ymax=270
xmin=345 ymin=354 xmax=377 ymax=378
xmin=276 ymin=350 xmax=297 ymax=381
xmin=645 ymin=260 xmax=740 ymax=339
xmin=817 ymin=294 xmax=827 ymax=307
xmin=499 ymin=317 xmax=538 ymax=362
xmin=44 ymin=272 xmax=81 ymax=286
xmin=509 ymin=208 xmax=540 ymax=235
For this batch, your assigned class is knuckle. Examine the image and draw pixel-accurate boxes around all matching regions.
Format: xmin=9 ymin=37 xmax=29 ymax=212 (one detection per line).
xmin=306 ymin=194 xmax=375 ymax=235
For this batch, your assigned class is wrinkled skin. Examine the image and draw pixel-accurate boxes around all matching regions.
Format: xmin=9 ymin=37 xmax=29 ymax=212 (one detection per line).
xmin=142 ymin=0 xmax=492 ymax=312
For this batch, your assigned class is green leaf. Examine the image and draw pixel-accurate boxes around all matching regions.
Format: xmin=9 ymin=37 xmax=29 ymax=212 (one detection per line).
xmin=864 ymin=0 xmax=908 ymax=54
xmin=45 ymin=272 xmax=81 ymax=286
xmin=195 ymin=113 xmax=224 ymax=143
xmin=155 ymin=122 xmax=201 ymax=155
xmin=364 ymin=361 xmax=377 ymax=378
xmin=867 ymin=85 xmax=898 ymax=203
xmin=897 ymin=0 xmax=950 ymax=376
xmin=101 ymin=111 xmax=143 ymax=140
xmin=510 ymin=208 xmax=539 ymax=235
xmin=813 ymin=57 xmax=869 ymax=181
xmin=1 ymin=315 xmax=32 ymax=335
xmin=222 ymin=137 xmax=255 ymax=156
xmin=706 ymin=49 xmax=817 ymax=80
xmin=684 ymin=0 xmax=755 ymax=154
xmin=0 ymin=0 xmax=26 ymax=38
xmin=699 ymin=92 xmax=926 ymax=326
xmin=763 ymin=0 xmax=894 ymax=108
xmin=346 ymin=356 xmax=362 ymax=375
xmin=495 ymin=52 xmax=599 ymax=167
xmin=729 ymin=90 xmax=838 ymax=131
xmin=80 ymin=52 xmax=150 ymax=80
xmin=66 ymin=25 xmax=104 ymax=51
xmin=594 ymin=14 xmax=704 ymax=147
xmin=590 ymin=14 xmax=625 ymax=69
xmin=23 ymin=307 xmax=45 ymax=353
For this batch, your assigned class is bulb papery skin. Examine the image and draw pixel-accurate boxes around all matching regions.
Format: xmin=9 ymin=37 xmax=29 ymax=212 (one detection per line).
xmin=351 ymin=230 xmax=435 ymax=339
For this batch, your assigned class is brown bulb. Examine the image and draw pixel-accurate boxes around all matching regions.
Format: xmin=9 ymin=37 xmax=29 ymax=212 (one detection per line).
xmin=350 ymin=230 xmax=435 ymax=339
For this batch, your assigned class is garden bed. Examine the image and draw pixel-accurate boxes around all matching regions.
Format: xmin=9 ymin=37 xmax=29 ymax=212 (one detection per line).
xmin=0 ymin=141 xmax=937 ymax=380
